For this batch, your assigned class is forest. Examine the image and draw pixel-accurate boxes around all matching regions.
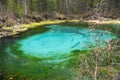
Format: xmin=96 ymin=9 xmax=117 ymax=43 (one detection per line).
xmin=0 ymin=0 xmax=120 ymax=80
xmin=0 ymin=0 xmax=120 ymax=27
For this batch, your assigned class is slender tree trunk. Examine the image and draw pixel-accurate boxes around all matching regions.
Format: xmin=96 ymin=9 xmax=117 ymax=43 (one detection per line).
xmin=0 ymin=2 xmax=2 ymax=19
xmin=94 ymin=59 xmax=98 ymax=80
xmin=65 ymin=0 xmax=69 ymax=15
xmin=24 ymin=0 xmax=28 ymax=17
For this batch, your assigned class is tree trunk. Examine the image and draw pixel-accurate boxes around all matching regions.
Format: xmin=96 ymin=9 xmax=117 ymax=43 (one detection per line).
xmin=24 ymin=0 xmax=28 ymax=17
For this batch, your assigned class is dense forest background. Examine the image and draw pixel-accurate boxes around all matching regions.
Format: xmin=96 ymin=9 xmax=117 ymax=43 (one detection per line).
xmin=0 ymin=0 xmax=120 ymax=27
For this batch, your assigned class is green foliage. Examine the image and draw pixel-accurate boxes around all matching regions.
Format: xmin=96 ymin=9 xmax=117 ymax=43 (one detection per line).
xmin=7 ymin=0 xmax=23 ymax=17
xmin=0 ymin=0 xmax=120 ymax=18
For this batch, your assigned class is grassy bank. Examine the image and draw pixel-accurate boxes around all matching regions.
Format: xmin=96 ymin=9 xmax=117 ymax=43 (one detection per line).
xmin=85 ymin=20 xmax=120 ymax=25
xmin=1 ymin=20 xmax=66 ymax=37
xmin=1 ymin=19 xmax=120 ymax=38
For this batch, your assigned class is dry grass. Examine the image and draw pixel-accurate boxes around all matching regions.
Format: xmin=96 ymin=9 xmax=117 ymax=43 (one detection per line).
xmin=1 ymin=20 xmax=66 ymax=37
xmin=85 ymin=20 xmax=120 ymax=24
xmin=1 ymin=19 xmax=120 ymax=37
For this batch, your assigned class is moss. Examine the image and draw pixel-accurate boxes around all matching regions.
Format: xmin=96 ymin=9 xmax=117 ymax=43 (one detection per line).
xmin=2 ymin=20 xmax=67 ymax=37
xmin=2 ymin=20 xmax=120 ymax=38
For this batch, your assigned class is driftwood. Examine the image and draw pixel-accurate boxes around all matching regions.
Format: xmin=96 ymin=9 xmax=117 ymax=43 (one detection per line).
xmin=0 ymin=32 xmax=7 ymax=38
xmin=0 ymin=29 xmax=12 ymax=38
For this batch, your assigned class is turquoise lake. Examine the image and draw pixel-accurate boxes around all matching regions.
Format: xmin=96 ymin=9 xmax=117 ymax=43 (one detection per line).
xmin=0 ymin=24 xmax=119 ymax=80
xmin=6 ymin=25 xmax=117 ymax=63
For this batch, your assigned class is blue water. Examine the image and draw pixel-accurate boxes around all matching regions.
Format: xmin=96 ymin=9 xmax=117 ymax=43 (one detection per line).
xmin=6 ymin=25 xmax=117 ymax=63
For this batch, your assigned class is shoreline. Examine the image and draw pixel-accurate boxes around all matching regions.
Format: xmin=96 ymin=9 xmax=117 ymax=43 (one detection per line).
xmin=85 ymin=20 xmax=120 ymax=24
xmin=0 ymin=20 xmax=120 ymax=38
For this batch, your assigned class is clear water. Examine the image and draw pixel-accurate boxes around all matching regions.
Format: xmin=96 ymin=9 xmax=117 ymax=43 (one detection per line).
xmin=6 ymin=25 xmax=117 ymax=63
xmin=0 ymin=24 xmax=118 ymax=79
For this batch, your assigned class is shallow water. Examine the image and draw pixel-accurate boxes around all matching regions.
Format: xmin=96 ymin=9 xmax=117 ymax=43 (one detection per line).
xmin=0 ymin=24 xmax=118 ymax=79
xmin=6 ymin=25 xmax=116 ymax=61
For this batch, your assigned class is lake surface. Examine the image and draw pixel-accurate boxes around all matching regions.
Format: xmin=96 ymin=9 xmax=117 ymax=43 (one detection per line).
xmin=0 ymin=24 xmax=119 ymax=80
